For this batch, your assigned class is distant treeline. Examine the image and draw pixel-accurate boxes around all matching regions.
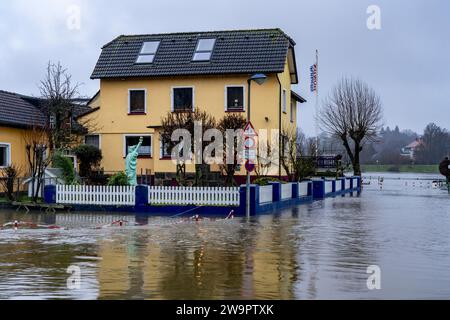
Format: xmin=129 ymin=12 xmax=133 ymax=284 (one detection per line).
xmin=315 ymin=123 xmax=450 ymax=166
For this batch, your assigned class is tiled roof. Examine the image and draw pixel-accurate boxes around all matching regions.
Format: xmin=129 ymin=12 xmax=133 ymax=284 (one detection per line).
xmin=91 ymin=28 xmax=295 ymax=79
xmin=0 ymin=90 xmax=46 ymax=128
xmin=0 ymin=90 xmax=92 ymax=129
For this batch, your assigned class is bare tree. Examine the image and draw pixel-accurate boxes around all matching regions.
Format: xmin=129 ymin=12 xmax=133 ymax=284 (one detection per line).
xmin=217 ymin=113 xmax=246 ymax=186
xmin=39 ymin=61 xmax=85 ymax=151
xmin=160 ymin=109 xmax=216 ymax=186
xmin=23 ymin=126 xmax=52 ymax=202
xmin=0 ymin=164 xmax=22 ymax=202
xmin=319 ymin=78 xmax=383 ymax=176
xmin=255 ymin=137 xmax=273 ymax=178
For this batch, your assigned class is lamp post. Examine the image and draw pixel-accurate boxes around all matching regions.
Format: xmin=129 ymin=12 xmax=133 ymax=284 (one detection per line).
xmin=246 ymin=73 xmax=267 ymax=218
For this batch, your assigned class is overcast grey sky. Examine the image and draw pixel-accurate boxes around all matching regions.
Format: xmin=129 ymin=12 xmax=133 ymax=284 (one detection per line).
xmin=0 ymin=0 xmax=449 ymax=135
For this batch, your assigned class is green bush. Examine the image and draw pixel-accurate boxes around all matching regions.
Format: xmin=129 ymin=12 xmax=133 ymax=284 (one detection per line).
xmin=72 ymin=145 xmax=102 ymax=178
xmin=254 ymin=177 xmax=285 ymax=186
xmin=108 ymin=172 xmax=129 ymax=186
xmin=52 ymin=152 xmax=77 ymax=184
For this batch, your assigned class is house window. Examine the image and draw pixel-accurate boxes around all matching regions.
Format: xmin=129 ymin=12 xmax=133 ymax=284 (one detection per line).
xmin=226 ymin=86 xmax=245 ymax=111
xmin=282 ymin=89 xmax=287 ymax=113
xmin=136 ymin=41 xmax=160 ymax=64
xmin=172 ymin=87 xmax=194 ymax=112
xmin=129 ymin=89 xmax=146 ymax=114
xmin=290 ymin=101 xmax=296 ymax=123
xmin=0 ymin=143 xmax=11 ymax=168
xmin=160 ymin=138 xmax=172 ymax=159
xmin=124 ymin=135 xmax=152 ymax=157
xmin=85 ymin=135 xmax=100 ymax=149
xmin=193 ymin=38 xmax=216 ymax=61
xmin=49 ymin=115 xmax=56 ymax=129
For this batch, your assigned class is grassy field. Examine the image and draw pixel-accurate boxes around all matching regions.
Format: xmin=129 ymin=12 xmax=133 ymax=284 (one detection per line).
xmin=361 ymin=164 xmax=439 ymax=174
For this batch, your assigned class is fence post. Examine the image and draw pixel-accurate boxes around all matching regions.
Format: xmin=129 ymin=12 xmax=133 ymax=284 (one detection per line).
xmin=292 ymin=183 xmax=299 ymax=199
xmin=44 ymin=185 xmax=56 ymax=204
xmin=312 ymin=180 xmax=325 ymax=200
xmin=135 ymin=185 xmax=149 ymax=212
xmin=239 ymin=185 xmax=247 ymax=216
xmin=268 ymin=182 xmax=281 ymax=202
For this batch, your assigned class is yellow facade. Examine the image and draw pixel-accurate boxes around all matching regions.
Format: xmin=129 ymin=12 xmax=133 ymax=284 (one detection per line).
xmin=0 ymin=126 xmax=30 ymax=171
xmin=82 ymin=59 xmax=298 ymax=176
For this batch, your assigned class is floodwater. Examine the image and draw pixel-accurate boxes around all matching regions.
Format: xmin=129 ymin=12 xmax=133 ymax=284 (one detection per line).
xmin=0 ymin=172 xmax=449 ymax=300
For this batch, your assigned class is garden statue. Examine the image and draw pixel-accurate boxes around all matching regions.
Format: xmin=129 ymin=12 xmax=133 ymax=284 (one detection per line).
xmin=125 ymin=137 xmax=143 ymax=186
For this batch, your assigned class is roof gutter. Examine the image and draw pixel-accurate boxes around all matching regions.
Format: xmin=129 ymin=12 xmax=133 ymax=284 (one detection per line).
xmin=276 ymin=74 xmax=282 ymax=180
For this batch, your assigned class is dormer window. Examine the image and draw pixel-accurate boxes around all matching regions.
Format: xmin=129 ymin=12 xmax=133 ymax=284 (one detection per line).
xmin=192 ymin=38 xmax=216 ymax=61
xmin=136 ymin=41 xmax=160 ymax=64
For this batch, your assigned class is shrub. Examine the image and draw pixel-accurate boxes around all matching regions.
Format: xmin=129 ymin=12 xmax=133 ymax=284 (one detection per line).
xmin=72 ymin=145 xmax=102 ymax=178
xmin=253 ymin=177 xmax=284 ymax=186
xmin=0 ymin=165 xmax=21 ymax=202
xmin=108 ymin=172 xmax=129 ymax=186
xmin=52 ymin=152 xmax=77 ymax=184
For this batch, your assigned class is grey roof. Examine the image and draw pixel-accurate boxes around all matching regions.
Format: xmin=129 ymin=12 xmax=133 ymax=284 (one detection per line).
xmin=91 ymin=28 xmax=296 ymax=80
xmin=0 ymin=90 xmax=46 ymax=128
xmin=0 ymin=90 xmax=92 ymax=129
xmin=291 ymin=91 xmax=307 ymax=103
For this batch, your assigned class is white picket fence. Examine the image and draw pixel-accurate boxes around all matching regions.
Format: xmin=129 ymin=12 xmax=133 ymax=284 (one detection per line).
xmin=56 ymin=185 xmax=136 ymax=206
xmin=148 ymin=186 xmax=240 ymax=206
xmin=259 ymin=185 xmax=273 ymax=204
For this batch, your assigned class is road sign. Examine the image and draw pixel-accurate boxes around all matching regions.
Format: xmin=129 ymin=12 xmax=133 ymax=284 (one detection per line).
xmin=245 ymin=160 xmax=256 ymax=173
xmin=244 ymin=136 xmax=256 ymax=149
xmin=243 ymin=121 xmax=258 ymax=137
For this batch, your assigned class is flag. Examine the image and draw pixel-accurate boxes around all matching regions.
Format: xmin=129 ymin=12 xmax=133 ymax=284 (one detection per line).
xmin=310 ymin=64 xmax=318 ymax=93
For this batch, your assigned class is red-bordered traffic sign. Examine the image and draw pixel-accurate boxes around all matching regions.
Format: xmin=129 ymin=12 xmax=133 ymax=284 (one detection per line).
xmin=243 ymin=121 xmax=258 ymax=137
xmin=244 ymin=136 xmax=256 ymax=149
xmin=245 ymin=160 xmax=256 ymax=173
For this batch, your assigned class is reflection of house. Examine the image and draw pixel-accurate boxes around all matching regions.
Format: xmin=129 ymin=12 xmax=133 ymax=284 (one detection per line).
xmin=401 ymin=138 xmax=423 ymax=160
xmin=81 ymin=28 xmax=307 ymax=181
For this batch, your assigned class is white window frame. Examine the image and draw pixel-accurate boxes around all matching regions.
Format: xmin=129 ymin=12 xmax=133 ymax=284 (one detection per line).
xmin=84 ymin=134 xmax=102 ymax=150
xmin=192 ymin=38 xmax=216 ymax=62
xmin=0 ymin=143 xmax=11 ymax=168
xmin=136 ymin=41 xmax=160 ymax=64
xmin=290 ymin=101 xmax=296 ymax=123
xmin=225 ymin=85 xmax=246 ymax=112
xmin=123 ymin=134 xmax=153 ymax=158
xmin=159 ymin=137 xmax=172 ymax=159
xmin=171 ymin=86 xmax=195 ymax=112
xmin=128 ymin=89 xmax=147 ymax=114
xmin=282 ymin=89 xmax=288 ymax=114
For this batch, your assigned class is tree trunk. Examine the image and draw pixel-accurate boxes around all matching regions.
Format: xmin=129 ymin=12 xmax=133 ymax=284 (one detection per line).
xmin=353 ymin=141 xmax=362 ymax=176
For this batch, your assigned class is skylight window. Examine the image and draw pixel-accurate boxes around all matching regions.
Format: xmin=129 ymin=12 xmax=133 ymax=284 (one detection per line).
xmin=193 ymin=38 xmax=216 ymax=61
xmin=136 ymin=41 xmax=160 ymax=64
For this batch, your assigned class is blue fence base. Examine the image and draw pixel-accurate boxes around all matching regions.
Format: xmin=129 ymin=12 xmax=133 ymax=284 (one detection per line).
xmin=43 ymin=178 xmax=361 ymax=217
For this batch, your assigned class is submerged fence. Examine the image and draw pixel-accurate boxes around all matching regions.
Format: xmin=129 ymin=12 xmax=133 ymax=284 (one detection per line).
xmin=148 ymin=186 xmax=240 ymax=206
xmin=47 ymin=177 xmax=361 ymax=215
xmin=56 ymin=185 xmax=136 ymax=206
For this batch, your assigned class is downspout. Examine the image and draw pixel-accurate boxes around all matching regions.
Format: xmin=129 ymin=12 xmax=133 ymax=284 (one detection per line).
xmin=276 ymin=74 xmax=282 ymax=180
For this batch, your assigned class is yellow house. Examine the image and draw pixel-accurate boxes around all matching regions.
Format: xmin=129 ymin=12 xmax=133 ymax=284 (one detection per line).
xmin=83 ymin=28 xmax=306 ymax=183
xmin=0 ymin=90 xmax=47 ymax=171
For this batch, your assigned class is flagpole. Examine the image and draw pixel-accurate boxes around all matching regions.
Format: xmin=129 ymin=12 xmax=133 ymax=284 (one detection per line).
xmin=315 ymin=49 xmax=319 ymax=156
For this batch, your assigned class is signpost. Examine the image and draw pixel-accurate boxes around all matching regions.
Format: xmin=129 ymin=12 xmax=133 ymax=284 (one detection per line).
xmin=244 ymin=121 xmax=258 ymax=218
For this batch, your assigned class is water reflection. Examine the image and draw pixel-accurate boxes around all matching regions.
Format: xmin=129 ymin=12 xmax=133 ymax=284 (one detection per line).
xmin=0 ymin=172 xmax=449 ymax=299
